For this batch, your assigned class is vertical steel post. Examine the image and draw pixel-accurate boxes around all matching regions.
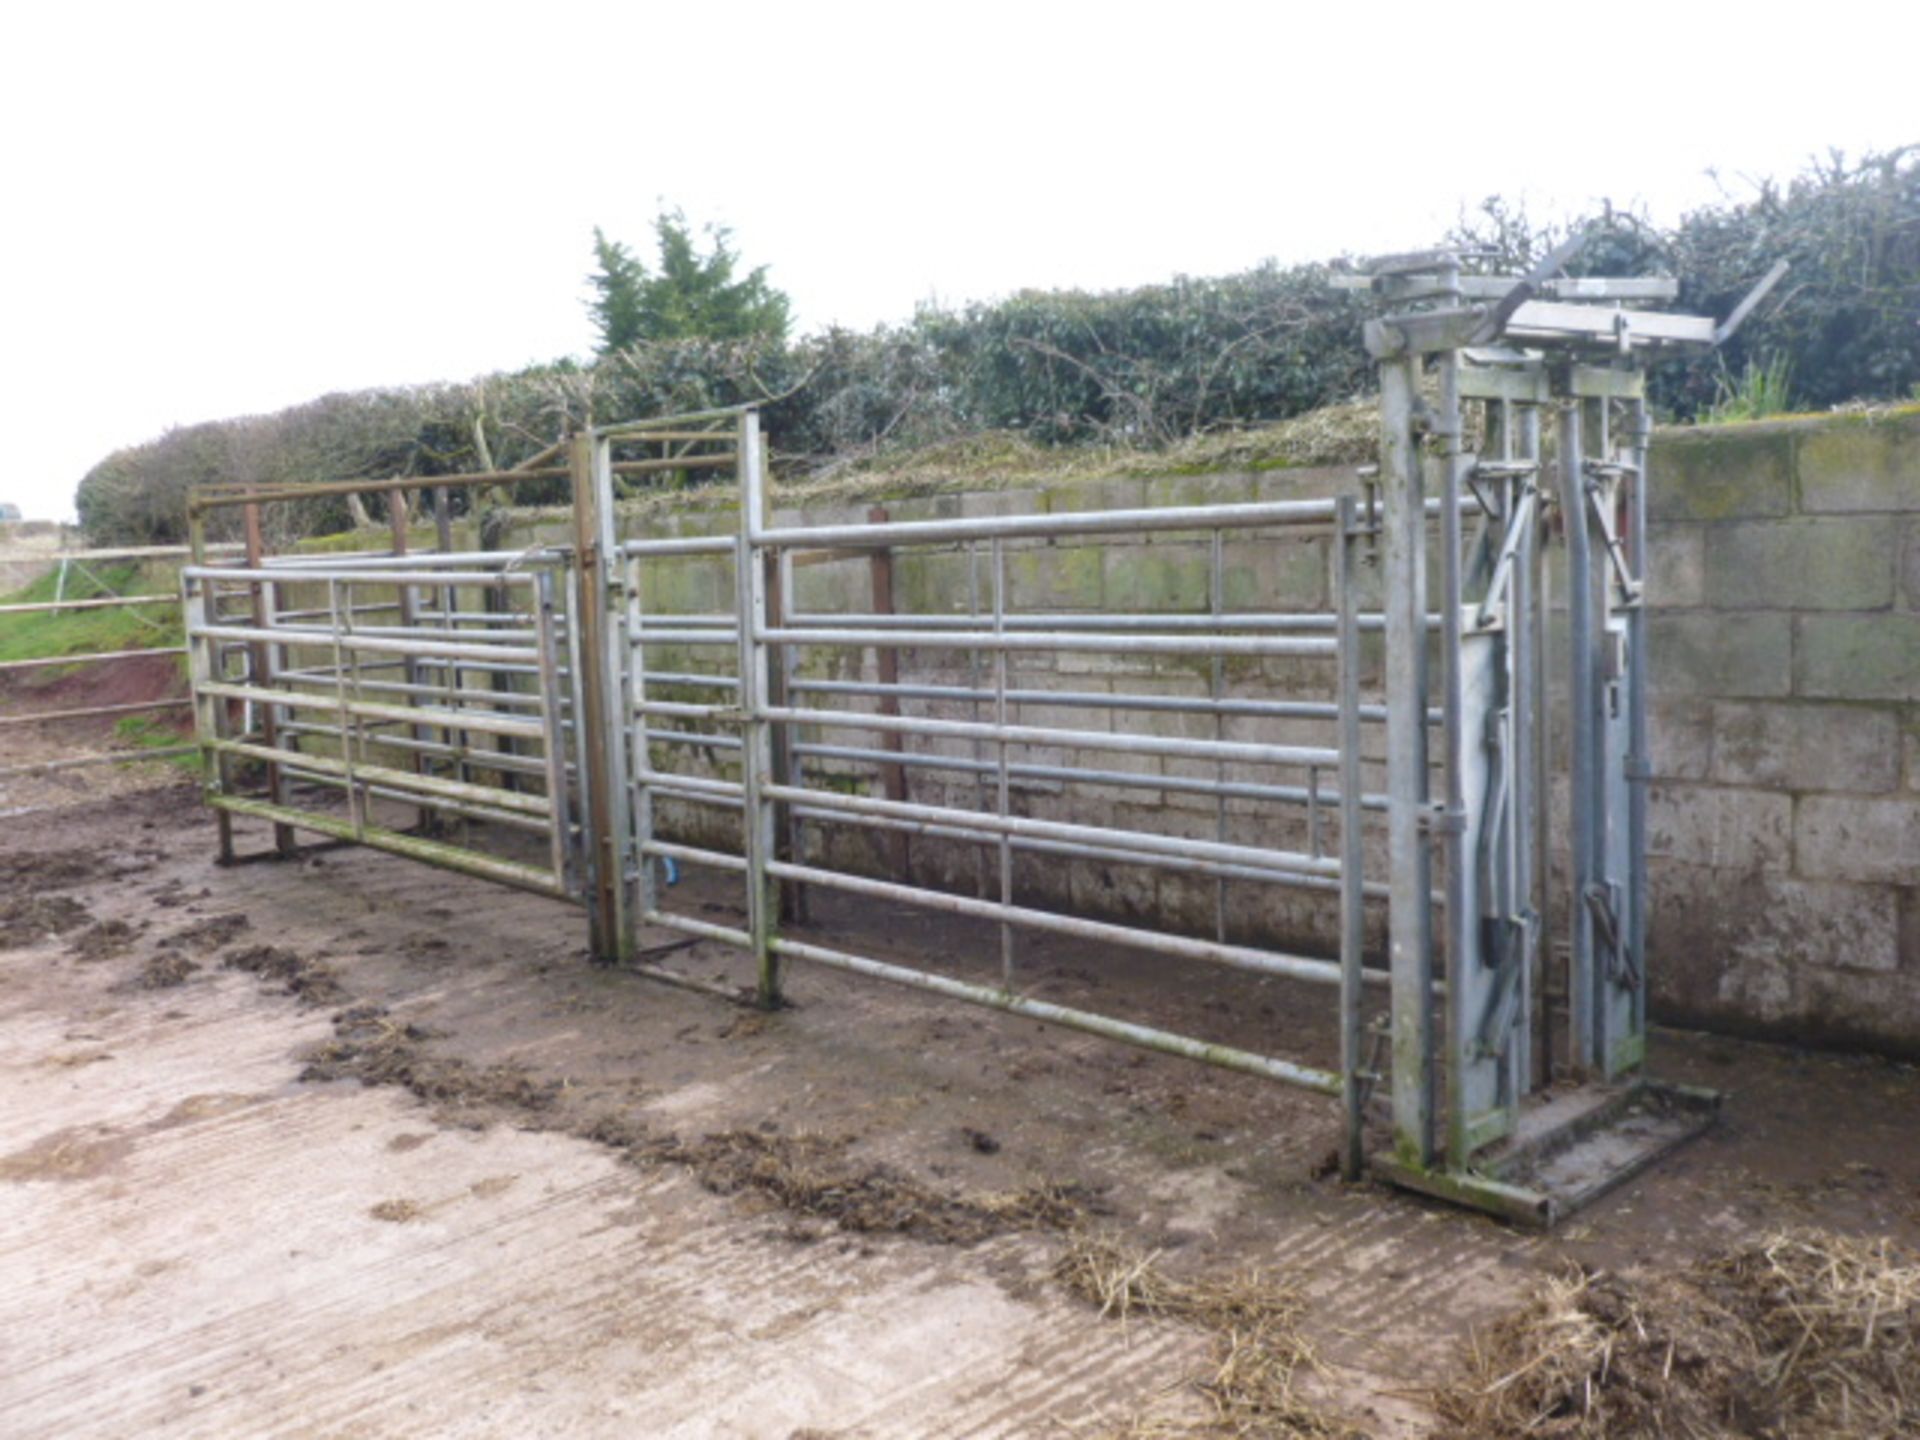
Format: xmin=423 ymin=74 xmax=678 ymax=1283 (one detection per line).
xmin=1335 ymin=494 xmax=1366 ymax=1181
xmin=386 ymin=489 xmax=431 ymax=833
xmin=242 ymin=498 xmax=296 ymax=855
xmin=1209 ymin=528 xmax=1229 ymax=943
xmin=569 ymin=430 xmax=635 ymax=964
xmin=736 ymin=412 xmax=781 ymax=1007
xmin=1511 ymin=404 xmax=1540 ymax=1096
xmin=992 ymin=536 xmax=1014 ymax=990
xmin=1528 ymin=404 xmax=1554 ymax=1084
xmin=326 ymin=579 xmax=366 ymax=838
xmin=774 ymin=545 xmax=809 ymax=923
xmin=1381 ymin=354 xmax=1434 ymax=1167
xmin=867 ymin=507 xmax=909 ymax=877
xmin=1437 ymin=349 xmax=1481 ymax=1169
xmin=967 ymin=542 xmax=990 ymax=901
xmin=532 ymin=568 xmax=577 ymax=894
xmin=182 ymin=566 xmax=224 ymax=833
xmin=625 ymin=550 xmax=656 ymax=921
xmin=1557 ymin=397 xmax=1597 ymax=1073
xmin=189 ymin=509 xmax=236 ymax=864
xmin=1626 ymin=398 xmax=1652 ymax=1047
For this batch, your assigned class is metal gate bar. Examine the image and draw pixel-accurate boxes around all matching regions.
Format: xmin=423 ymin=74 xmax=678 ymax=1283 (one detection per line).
xmin=617 ymin=409 xmax=1382 ymax=1174
xmin=181 ymin=467 xmax=587 ymax=897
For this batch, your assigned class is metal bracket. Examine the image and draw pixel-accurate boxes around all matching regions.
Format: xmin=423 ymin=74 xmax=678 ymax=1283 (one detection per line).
xmin=1471 ymin=228 xmax=1592 ymax=344
xmin=1583 ymin=880 xmax=1641 ymax=988
xmin=1714 ymin=260 xmax=1791 ymax=347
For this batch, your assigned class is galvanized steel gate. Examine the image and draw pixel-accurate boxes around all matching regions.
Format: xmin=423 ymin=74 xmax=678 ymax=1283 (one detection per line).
xmin=614 ymin=409 xmax=1383 ymax=1177
xmin=183 ymin=246 xmax=1782 ymax=1222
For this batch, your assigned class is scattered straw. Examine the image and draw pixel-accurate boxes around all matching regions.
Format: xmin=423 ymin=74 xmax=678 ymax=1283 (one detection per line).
xmin=1432 ymin=1227 xmax=1920 ymax=1438
xmin=1054 ymin=1232 xmax=1357 ymax=1439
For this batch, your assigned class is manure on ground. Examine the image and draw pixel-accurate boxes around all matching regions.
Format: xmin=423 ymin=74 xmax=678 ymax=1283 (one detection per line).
xmin=584 ymin=1121 xmax=1094 ymax=1246
xmin=162 ymin=912 xmax=250 ymax=952
xmin=222 ymin=945 xmax=346 ymax=1007
xmin=299 ymin=1005 xmax=558 ymax=1115
xmin=68 ymin=919 xmax=142 ymax=962
xmin=0 ymin=895 xmax=92 ymax=950
xmin=128 ymin=952 xmax=199 ymax=989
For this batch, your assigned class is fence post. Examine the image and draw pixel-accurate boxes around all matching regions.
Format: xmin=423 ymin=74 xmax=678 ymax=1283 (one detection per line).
xmin=242 ymin=498 xmax=296 ymax=856
xmin=735 ymin=411 xmax=781 ymax=1008
xmin=865 ymin=506 xmax=909 ymax=878
xmin=1335 ymin=494 xmax=1366 ymax=1182
xmin=569 ymin=430 xmax=634 ymax=964
xmin=188 ymin=508 xmax=236 ymax=865
xmin=1380 ymin=354 xmax=1435 ymax=1168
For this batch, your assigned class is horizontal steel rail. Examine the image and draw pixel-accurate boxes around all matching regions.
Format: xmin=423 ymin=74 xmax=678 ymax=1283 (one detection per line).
xmin=774 ymin=936 xmax=1342 ymax=1094
xmin=276 ymin=764 xmax=559 ymax=834
xmin=764 ymin=858 xmax=1359 ymax=988
xmin=761 ymin=782 xmax=1342 ymax=881
xmin=206 ymin=794 xmax=569 ymax=897
xmin=276 ymin=668 xmax=549 ymax=711
xmin=784 ymin=676 xmax=1408 ymax=725
xmin=186 ymin=563 xmax=528 ymax=587
xmin=0 ymin=697 xmax=192 ymax=728
xmin=750 ymin=497 xmax=1344 ymax=549
xmin=782 ymin=796 xmax=1385 ymax=896
xmin=781 ymin=609 xmax=1406 ymax=634
xmin=759 ymin=626 xmax=1338 ymax=658
xmin=0 ymin=646 xmax=186 ymax=674
xmin=789 ymin=739 xmax=1386 ymax=812
xmin=206 ymin=737 xmax=554 ymax=818
xmin=621 ymin=536 xmax=739 ymax=558
xmin=196 ymin=679 xmax=547 ymax=742
xmin=278 ymin=720 xmax=559 ymax=779
xmin=0 ymin=593 xmax=176 ymax=615
xmin=0 ymin=744 xmax=200 ymax=778
xmin=260 ymin=549 xmax=564 ymax=571
xmin=188 ymin=621 xmax=540 ymax=667
xmin=760 ymin=705 xmax=1342 ymax=769
xmin=642 ymin=838 xmax=748 ymax=873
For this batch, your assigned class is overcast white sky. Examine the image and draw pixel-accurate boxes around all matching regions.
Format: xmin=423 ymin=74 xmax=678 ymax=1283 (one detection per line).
xmin=1 ymin=1 xmax=1912 ymax=521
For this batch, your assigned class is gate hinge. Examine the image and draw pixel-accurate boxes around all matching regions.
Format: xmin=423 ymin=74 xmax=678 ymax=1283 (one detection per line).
xmin=1419 ymin=804 xmax=1467 ymax=836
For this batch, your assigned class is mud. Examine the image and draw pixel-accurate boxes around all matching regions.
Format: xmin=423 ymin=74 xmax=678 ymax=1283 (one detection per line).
xmin=0 ymin=894 xmax=91 ymax=949
xmin=159 ymin=911 xmax=249 ymax=951
xmin=585 ymin=1118 xmax=1096 ymax=1246
xmin=221 ymin=944 xmax=345 ymax=1006
xmin=127 ymin=952 xmax=199 ymax=989
xmin=69 ymin=918 xmax=144 ymax=962
xmin=0 ymin=850 xmax=99 ymax=894
xmin=0 ymin=1124 xmax=136 ymax=1183
xmin=298 ymin=1003 xmax=557 ymax=1115
xmin=6 ymin=787 xmax=1920 ymax=1438
xmin=291 ymin=997 xmax=1089 ymax=1247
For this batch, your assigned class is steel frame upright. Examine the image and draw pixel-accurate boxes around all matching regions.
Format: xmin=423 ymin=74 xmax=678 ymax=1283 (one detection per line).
xmin=1351 ymin=244 xmax=1778 ymax=1222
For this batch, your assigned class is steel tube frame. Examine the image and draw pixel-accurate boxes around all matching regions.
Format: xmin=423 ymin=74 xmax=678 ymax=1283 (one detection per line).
xmin=617 ymin=408 xmax=1377 ymax=1162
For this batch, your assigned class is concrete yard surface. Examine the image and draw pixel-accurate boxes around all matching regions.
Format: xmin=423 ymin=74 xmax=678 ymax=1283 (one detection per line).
xmin=3 ymin=787 xmax=1917 ymax=1437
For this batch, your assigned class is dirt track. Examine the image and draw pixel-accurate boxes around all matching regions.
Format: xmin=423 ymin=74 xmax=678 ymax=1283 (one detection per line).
xmin=2 ymin=787 xmax=1917 ymax=1437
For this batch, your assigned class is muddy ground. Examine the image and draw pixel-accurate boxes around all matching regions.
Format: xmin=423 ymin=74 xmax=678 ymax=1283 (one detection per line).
xmin=2 ymin=785 xmax=1917 ymax=1437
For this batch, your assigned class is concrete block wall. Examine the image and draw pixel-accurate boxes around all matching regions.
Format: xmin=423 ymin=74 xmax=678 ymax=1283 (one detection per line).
xmin=1643 ymin=410 xmax=1919 ymax=1053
